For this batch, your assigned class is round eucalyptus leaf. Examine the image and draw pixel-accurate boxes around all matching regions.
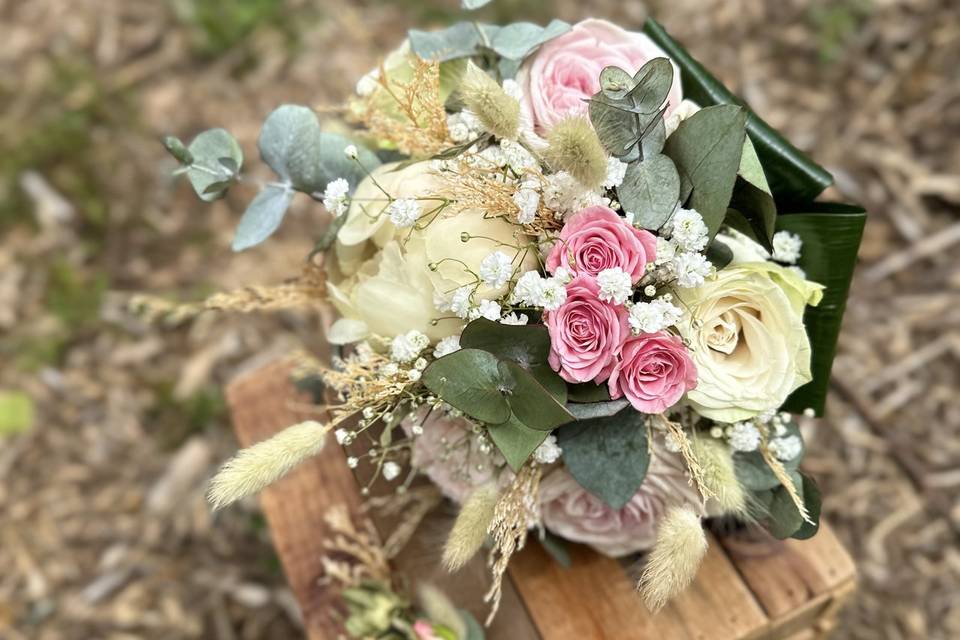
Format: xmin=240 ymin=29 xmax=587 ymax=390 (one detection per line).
xmin=421 ymin=349 xmax=512 ymax=425
xmin=186 ymin=128 xmax=243 ymax=202
xmin=618 ymin=154 xmax=680 ymax=230
xmin=231 ymin=185 xmax=294 ymax=252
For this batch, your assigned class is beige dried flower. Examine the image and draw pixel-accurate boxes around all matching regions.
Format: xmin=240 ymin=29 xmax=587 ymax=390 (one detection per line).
xmin=459 ymin=62 xmax=520 ymax=140
xmin=542 ymin=116 xmax=608 ymax=190
xmin=442 ymin=484 xmax=499 ymax=571
xmin=692 ymin=435 xmax=747 ymax=516
xmin=638 ymin=504 xmax=708 ymax=612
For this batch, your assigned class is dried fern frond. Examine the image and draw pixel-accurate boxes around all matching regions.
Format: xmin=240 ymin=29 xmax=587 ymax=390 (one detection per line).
xmin=483 ymin=463 xmax=541 ymax=625
xmin=359 ymin=57 xmax=451 ymax=157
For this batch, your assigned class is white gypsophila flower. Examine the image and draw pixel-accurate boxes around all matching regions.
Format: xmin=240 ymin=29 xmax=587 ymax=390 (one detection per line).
xmin=382 ymin=461 xmax=402 ymax=481
xmin=540 ymin=277 xmax=568 ymax=311
xmin=344 ymin=145 xmax=358 ymax=160
xmin=552 ymin=265 xmax=574 ymax=284
xmin=663 ymin=431 xmax=683 ymax=453
xmin=381 ymin=362 xmax=399 ymax=376
xmin=673 ymin=252 xmax=713 ymax=288
xmin=728 ymin=422 xmax=761 ymax=452
xmin=449 ymin=286 xmax=473 ymax=319
xmin=475 ymin=299 xmax=502 ymax=321
xmin=433 ymin=290 xmax=453 ymax=313
xmin=668 ymin=208 xmax=709 ymax=252
xmin=628 ymin=298 xmax=684 ymax=334
xmin=446 ymin=110 xmax=483 ymax=143
xmin=787 ymin=265 xmax=808 ymax=279
xmin=500 ymin=312 xmax=529 ymax=325
xmin=390 ymin=330 xmax=430 ymax=363
xmin=347 ymin=456 xmax=359 ymax=469
xmin=757 ymin=409 xmax=777 ymax=424
xmin=534 ymin=434 xmax=562 ymax=464
xmin=655 ymin=236 xmax=678 ymax=265
xmin=512 ymin=187 xmax=540 ymax=225
xmin=414 ymin=357 xmax=428 ymax=370
xmin=477 ymin=144 xmax=507 ymax=168
xmin=501 ymin=139 xmax=537 ymax=172
xmin=387 ymin=198 xmax=422 ymax=228
xmin=511 ymin=270 xmax=545 ymax=305
xmin=643 ymin=285 xmax=657 ymax=297
xmin=433 ymin=335 xmax=461 ymax=358
xmin=768 ymin=435 xmax=803 ymax=461
xmin=356 ymin=69 xmax=379 ymax=96
xmin=407 ymin=368 xmax=422 ymax=382
xmin=479 ymin=251 xmax=514 ymax=289
xmin=543 ymin=171 xmax=606 ymax=219
xmin=603 ymin=157 xmax=628 ymax=189
xmin=322 ymin=178 xmax=350 ymax=217
xmin=334 ymin=428 xmax=349 ymax=445
xmin=596 ymin=267 xmax=633 ymax=305
xmin=772 ymin=230 xmax=803 ymax=264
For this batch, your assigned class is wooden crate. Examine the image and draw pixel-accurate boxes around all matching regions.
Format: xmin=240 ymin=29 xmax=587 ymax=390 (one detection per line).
xmin=226 ymin=359 xmax=856 ymax=640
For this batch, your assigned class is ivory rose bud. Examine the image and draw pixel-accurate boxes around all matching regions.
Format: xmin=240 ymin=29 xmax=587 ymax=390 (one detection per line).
xmin=676 ymin=263 xmax=823 ymax=423
xmin=546 ymin=205 xmax=656 ymax=282
xmin=608 ymin=332 xmax=697 ymax=414
xmin=539 ymin=443 xmax=704 ymax=556
xmin=546 ymin=275 xmax=629 ymax=383
xmin=516 ymin=19 xmax=683 ymax=133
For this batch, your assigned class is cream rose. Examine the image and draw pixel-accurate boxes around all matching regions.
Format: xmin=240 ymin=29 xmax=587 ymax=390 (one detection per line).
xmin=328 ymin=162 xmax=536 ymax=342
xmin=676 ymin=260 xmax=824 ymax=423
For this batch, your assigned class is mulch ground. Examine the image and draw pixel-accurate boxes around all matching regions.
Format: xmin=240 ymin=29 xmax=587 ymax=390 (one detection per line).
xmin=1 ymin=0 xmax=957 ymax=638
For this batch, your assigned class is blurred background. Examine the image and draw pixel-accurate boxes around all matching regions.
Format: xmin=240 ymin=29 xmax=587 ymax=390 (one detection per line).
xmin=0 ymin=0 xmax=957 ymax=638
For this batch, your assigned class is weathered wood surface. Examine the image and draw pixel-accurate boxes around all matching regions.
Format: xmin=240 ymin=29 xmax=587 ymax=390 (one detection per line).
xmin=226 ymin=359 xmax=856 ymax=640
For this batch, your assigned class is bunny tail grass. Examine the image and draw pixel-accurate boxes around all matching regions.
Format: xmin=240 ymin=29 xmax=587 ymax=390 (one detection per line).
xmin=543 ymin=116 xmax=608 ymax=190
xmin=207 ymin=420 xmax=329 ymax=510
xmin=442 ymin=484 xmax=499 ymax=572
xmin=459 ymin=62 xmax=520 ymax=140
xmin=638 ymin=504 xmax=708 ymax=613
xmin=692 ymin=435 xmax=748 ymax=516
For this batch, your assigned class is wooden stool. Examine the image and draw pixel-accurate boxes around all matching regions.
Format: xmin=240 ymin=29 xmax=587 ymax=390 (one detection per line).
xmin=225 ymin=359 xmax=856 ymax=640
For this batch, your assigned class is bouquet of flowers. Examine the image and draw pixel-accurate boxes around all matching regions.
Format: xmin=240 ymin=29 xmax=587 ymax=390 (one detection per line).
xmin=157 ymin=9 xmax=865 ymax=634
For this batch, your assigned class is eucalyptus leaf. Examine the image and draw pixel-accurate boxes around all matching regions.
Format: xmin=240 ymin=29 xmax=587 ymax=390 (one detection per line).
xmin=461 ymin=0 xmax=491 ymax=9
xmin=557 ymin=408 xmax=649 ymax=509
xmin=499 ymin=360 xmax=574 ymax=432
xmin=791 ymin=473 xmax=822 ymax=540
xmin=487 ymin=413 xmax=548 ymax=471
xmin=530 ymin=364 xmax=568 ymax=404
xmin=566 ymin=381 xmax=611 ymax=403
xmin=231 ymin=185 xmax=294 ymax=252
xmin=564 ymin=399 xmax=629 ymax=421
xmin=643 ymin=19 xmax=833 ymax=203
xmin=459 ymin=609 xmax=486 ymax=640
xmin=539 ymin=531 xmax=573 ymax=568
xmin=409 ymin=22 xmax=483 ymax=62
xmin=705 ymin=238 xmax=734 ymax=269
xmin=485 ymin=20 xmax=571 ymax=61
xmin=421 ymin=349 xmax=512 ymax=425
xmin=162 ymin=135 xmax=193 ymax=165
xmin=767 ymin=472 xmax=805 ymax=539
xmin=185 ymin=128 xmax=243 ymax=202
xmin=459 ymin=318 xmax=551 ymax=369
xmin=778 ymin=205 xmax=866 ymax=415
xmin=618 ymin=154 xmax=680 ymax=230
xmin=663 ymin=104 xmax=747 ymax=238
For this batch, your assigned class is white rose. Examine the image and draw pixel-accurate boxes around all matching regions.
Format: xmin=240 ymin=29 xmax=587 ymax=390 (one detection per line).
xmin=676 ymin=263 xmax=824 ymax=423
xmin=328 ymin=162 xmax=536 ymax=342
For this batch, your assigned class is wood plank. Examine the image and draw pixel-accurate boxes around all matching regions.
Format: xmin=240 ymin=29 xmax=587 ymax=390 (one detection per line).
xmin=509 ymin=535 xmax=770 ymax=640
xmin=718 ymin=524 xmax=857 ymax=622
xmin=226 ymin=359 xmax=364 ymax=640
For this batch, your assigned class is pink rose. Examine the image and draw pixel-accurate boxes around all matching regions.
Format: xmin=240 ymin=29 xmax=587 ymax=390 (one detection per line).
xmin=608 ymin=332 xmax=697 ymax=413
xmin=517 ymin=18 xmax=683 ymax=133
xmin=413 ymin=620 xmax=441 ymax=640
xmin=402 ymin=408 xmax=511 ymax=504
xmin=546 ymin=205 xmax=657 ymax=282
xmin=539 ymin=443 xmax=704 ymax=556
xmin=546 ymin=275 xmax=629 ymax=383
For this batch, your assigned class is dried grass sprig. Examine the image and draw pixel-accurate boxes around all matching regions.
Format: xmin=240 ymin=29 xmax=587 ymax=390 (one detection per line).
xmin=691 ymin=434 xmax=747 ymax=516
xmin=652 ymin=414 xmax=715 ymax=501
xmin=319 ymin=504 xmax=391 ymax=589
xmin=369 ymin=485 xmax=444 ymax=559
xmin=638 ymin=504 xmax=708 ymax=612
xmin=760 ymin=437 xmax=812 ymax=524
xmin=483 ymin=463 xmax=541 ymax=625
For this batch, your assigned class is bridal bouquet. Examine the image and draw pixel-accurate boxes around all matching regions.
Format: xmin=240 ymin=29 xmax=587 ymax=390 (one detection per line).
xmin=158 ymin=10 xmax=865 ymax=635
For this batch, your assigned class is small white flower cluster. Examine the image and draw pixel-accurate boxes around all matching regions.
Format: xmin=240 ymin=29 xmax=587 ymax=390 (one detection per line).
xmin=533 ymin=434 xmax=562 ymax=464
xmin=447 ymin=110 xmax=484 ymax=143
xmin=628 ymin=297 xmax=684 ymax=334
xmin=500 ymin=139 xmax=538 ymax=173
xmin=647 ymin=208 xmax=714 ymax=288
xmin=511 ymin=270 xmax=568 ymax=311
xmin=512 ymin=185 xmax=540 ymax=224
xmin=709 ymin=409 xmax=805 ymax=461
xmin=322 ymin=178 xmax=350 ymax=217
xmin=390 ymin=330 xmax=429 ymax=363
xmin=500 ymin=312 xmax=529 ymax=325
xmin=667 ymin=208 xmax=709 ymax=252
xmin=433 ymin=334 xmax=461 ymax=358
xmin=387 ymin=198 xmax=422 ymax=228
xmin=479 ymin=251 xmax=514 ymax=289
xmin=543 ymin=171 xmax=608 ymax=220
xmin=602 ymin=157 xmax=628 ymax=189
xmin=772 ymin=230 xmax=803 ymax=264
xmin=768 ymin=434 xmax=802 ymax=461
xmin=470 ymin=299 xmax=502 ymax=321
xmin=727 ymin=421 xmax=762 ymax=452
xmin=596 ymin=267 xmax=632 ymax=305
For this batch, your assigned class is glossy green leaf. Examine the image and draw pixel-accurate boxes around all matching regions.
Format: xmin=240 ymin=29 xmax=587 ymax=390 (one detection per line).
xmin=499 ymin=360 xmax=574 ymax=431
xmin=459 ymin=318 xmax=551 ymax=369
xmin=557 ymin=408 xmax=649 ymax=509
xmin=232 ymin=185 xmax=294 ymax=251
xmin=777 ymin=205 xmax=866 ymax=415
xmin=185 ymin=128 xmax=243 ymax=202
xmin=730 ymin=137 xmax=776 ymax=251
xmin=566 ymin=381 xmax=611 ymax=403
xmin=618 ymin=154 xmax=680 ymax=230
xmin=421 ymin=349 xmax=512 ymax=424
xmin=705 ymin=238 xmax=733 ymax=269
xmin=643 ymin=18 xmax=833 ymax=204
xmin=487 ymin=413 xmax=548 ymax=471
xmin=663 ymin=104 xmax=747 ymax=238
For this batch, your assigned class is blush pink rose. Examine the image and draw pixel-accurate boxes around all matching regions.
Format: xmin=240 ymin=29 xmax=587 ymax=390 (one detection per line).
xmin=539 ymin=442 xmax=704 ymax=556
xmin=546 ymin=275 xmax=629 ymax=383
xmin=413 ymin=620 xmax=441 ymax=640
xmin=517 ymin=18 xmax=683 ymax=133
xmin=608 ymin=332 xmax=697 ymax=413
xmin=546 ymin=205 xmax=657 ymax=282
